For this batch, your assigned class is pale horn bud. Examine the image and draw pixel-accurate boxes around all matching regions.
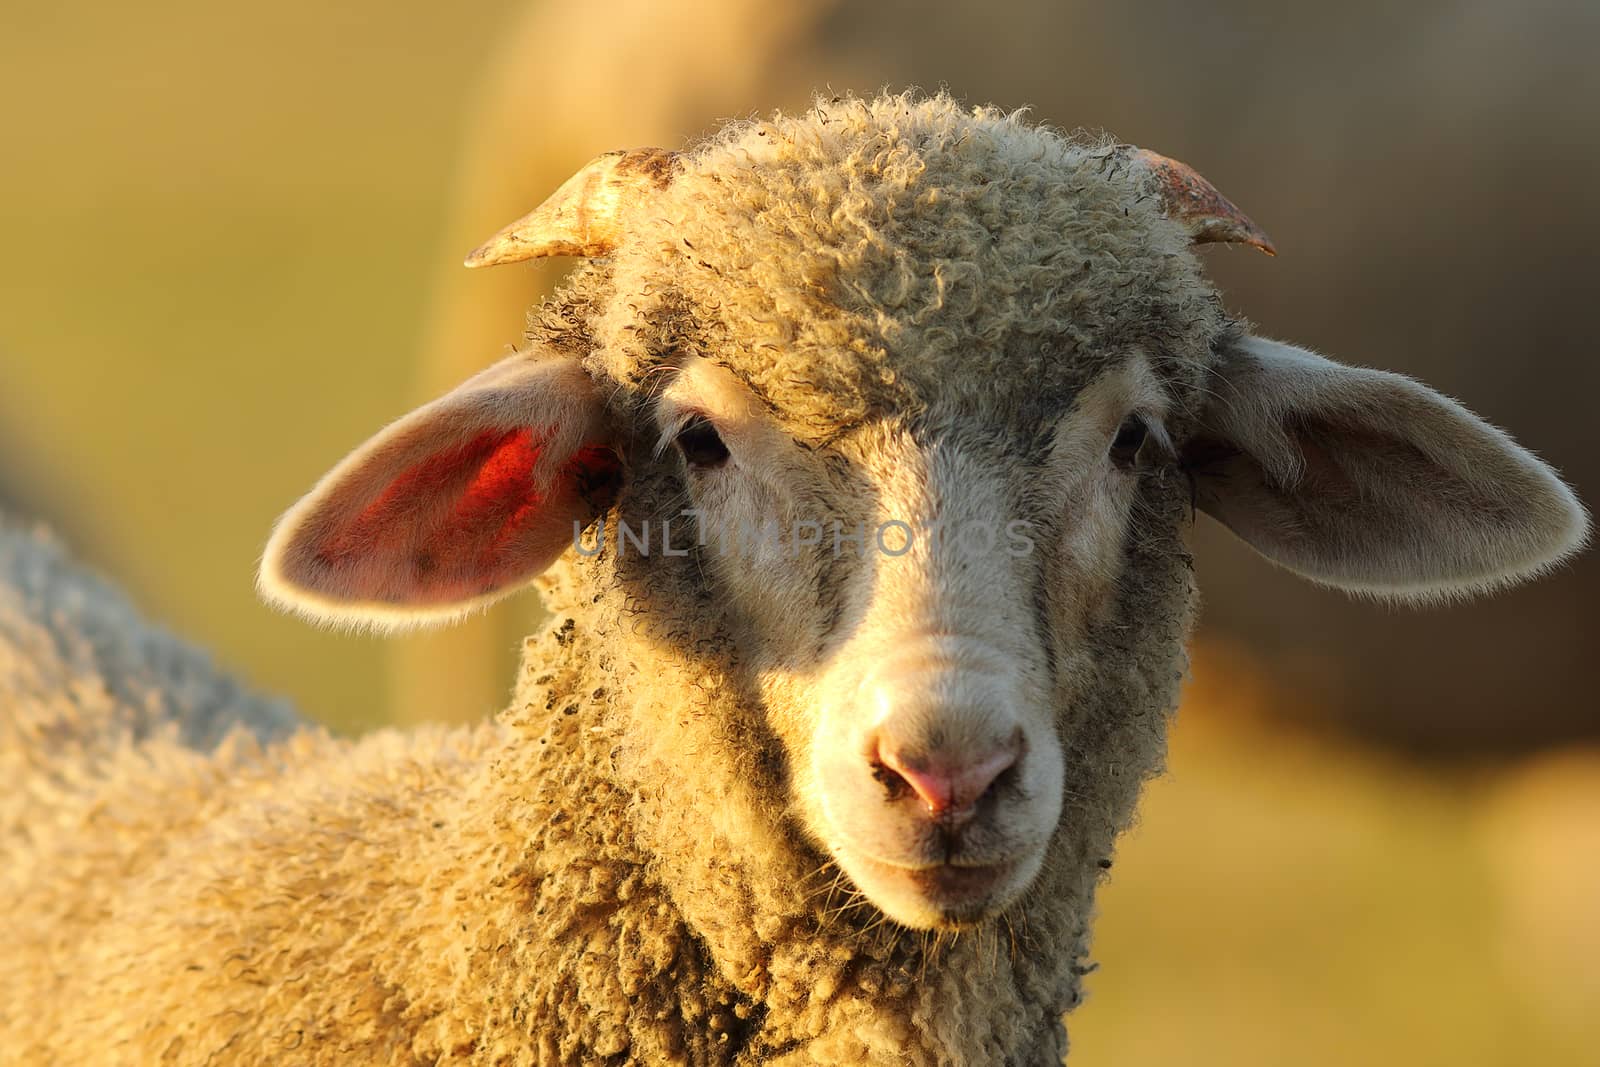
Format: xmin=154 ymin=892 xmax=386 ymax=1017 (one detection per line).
xmin=1132 ymin=147 xmax=1276 ymax=255
xmin=464 ymin=148 xmax=681 ymax=268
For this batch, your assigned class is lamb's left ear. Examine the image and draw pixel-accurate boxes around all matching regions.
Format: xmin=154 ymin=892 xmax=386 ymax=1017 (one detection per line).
xmin=1188 ymin=334 xmax=1589 ymax=600
xmin=259 ymin=353 xmax=621 ymax=630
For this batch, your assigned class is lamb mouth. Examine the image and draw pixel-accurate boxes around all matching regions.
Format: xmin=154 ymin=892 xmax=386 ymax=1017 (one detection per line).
xmin=896 ymin=860 xmax=1018 ymax=928
xmin=839 ymin=845 xmax=1023 ymax=928
xmin=903 ymin=860 xmax=1010 ymax=902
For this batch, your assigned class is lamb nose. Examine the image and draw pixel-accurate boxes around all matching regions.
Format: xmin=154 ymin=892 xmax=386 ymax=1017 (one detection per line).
xmin=872 ymin=738 xmax=1021 ymax=818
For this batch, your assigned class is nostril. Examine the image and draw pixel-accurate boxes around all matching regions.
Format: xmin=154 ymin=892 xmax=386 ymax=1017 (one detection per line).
xmin=870 ymin=760 xmax=912 ymax=803
xmin=872 ymin=735 xmax=1022 ymax=817
xmin=875 ymin=751 xmax=955 ymax=812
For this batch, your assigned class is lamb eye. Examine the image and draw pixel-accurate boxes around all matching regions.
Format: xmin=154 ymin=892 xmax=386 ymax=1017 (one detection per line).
xmin=673 ymin=416 xmax=730 ymax=469
xmin=1109 ymin=415 xmax=1149 ymax=469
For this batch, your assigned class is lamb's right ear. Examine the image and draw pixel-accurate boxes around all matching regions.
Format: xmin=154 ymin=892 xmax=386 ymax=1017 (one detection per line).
xmin=259 ymin=353 xmax=621 ymax=631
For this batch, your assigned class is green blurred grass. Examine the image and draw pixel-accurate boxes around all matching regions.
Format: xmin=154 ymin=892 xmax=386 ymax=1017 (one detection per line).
xmin=1 ymin=0 xmax=520 ymax=731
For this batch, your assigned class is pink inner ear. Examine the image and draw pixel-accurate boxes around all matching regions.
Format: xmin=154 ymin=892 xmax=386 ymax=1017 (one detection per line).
xmin=308 ymin=427 xmax=610 ymax=606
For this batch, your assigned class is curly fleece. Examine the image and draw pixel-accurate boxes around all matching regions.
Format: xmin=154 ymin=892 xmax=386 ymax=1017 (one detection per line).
xmin=2 ymin=94 xmax=1232 ymax=1063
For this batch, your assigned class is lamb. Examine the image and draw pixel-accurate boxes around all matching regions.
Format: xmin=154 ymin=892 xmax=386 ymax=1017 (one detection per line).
xmin=1 ymin=93 xmax=1587 ymax=1065
xmin=0 ymin=518 xmax=297 ymax=847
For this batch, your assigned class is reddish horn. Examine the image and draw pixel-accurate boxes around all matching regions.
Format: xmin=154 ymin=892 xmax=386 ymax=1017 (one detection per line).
xmin=1133 ymin=148 xmax=1276 ymax=256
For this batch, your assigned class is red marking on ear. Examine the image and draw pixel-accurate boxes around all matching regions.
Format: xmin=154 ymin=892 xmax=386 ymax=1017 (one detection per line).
xmin=318 ymin=429 xmax=544 ymax=569
xmin=450 ymin=428 xmax=543 ymax=570
xmin=307 ymin=427 xmax=620 ymax=606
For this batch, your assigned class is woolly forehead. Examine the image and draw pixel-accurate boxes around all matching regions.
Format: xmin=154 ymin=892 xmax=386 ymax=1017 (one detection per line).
xmin=586 ymin=107 xmax=1226 ymax=439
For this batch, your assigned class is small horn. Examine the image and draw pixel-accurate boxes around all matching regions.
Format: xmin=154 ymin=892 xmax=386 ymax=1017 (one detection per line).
xmin=464 ymin=148 xmax=681 ymax=268
xmin=1132 ymin=148 xmax=1276 ymax=256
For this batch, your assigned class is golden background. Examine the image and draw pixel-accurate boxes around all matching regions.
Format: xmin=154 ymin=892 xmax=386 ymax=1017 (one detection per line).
xmin=4 ymin=1 xmax=1597 ymax=1061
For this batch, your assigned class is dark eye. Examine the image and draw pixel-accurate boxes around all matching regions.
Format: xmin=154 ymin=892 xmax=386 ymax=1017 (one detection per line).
xmin=673 ymin=416 xmax=730 ymax=469
xmin=1109 ymin=415 xmax=1149 ymax=469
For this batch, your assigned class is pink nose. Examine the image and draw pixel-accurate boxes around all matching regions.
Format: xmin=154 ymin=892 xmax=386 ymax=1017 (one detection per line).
xmin=872 ymin=735 xmax=1022 ymax=817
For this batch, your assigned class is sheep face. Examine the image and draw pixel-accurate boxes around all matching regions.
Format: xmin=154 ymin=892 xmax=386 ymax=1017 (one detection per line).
xmin=261 ymin=95 xmax=1587 ymax=937
xmin=638 ymin=342 xmax=1202 ymax=928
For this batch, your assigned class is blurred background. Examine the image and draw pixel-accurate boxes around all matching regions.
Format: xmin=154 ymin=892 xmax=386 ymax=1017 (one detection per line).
xmin=3 ymin=0 xmax=1597 ymax=1062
